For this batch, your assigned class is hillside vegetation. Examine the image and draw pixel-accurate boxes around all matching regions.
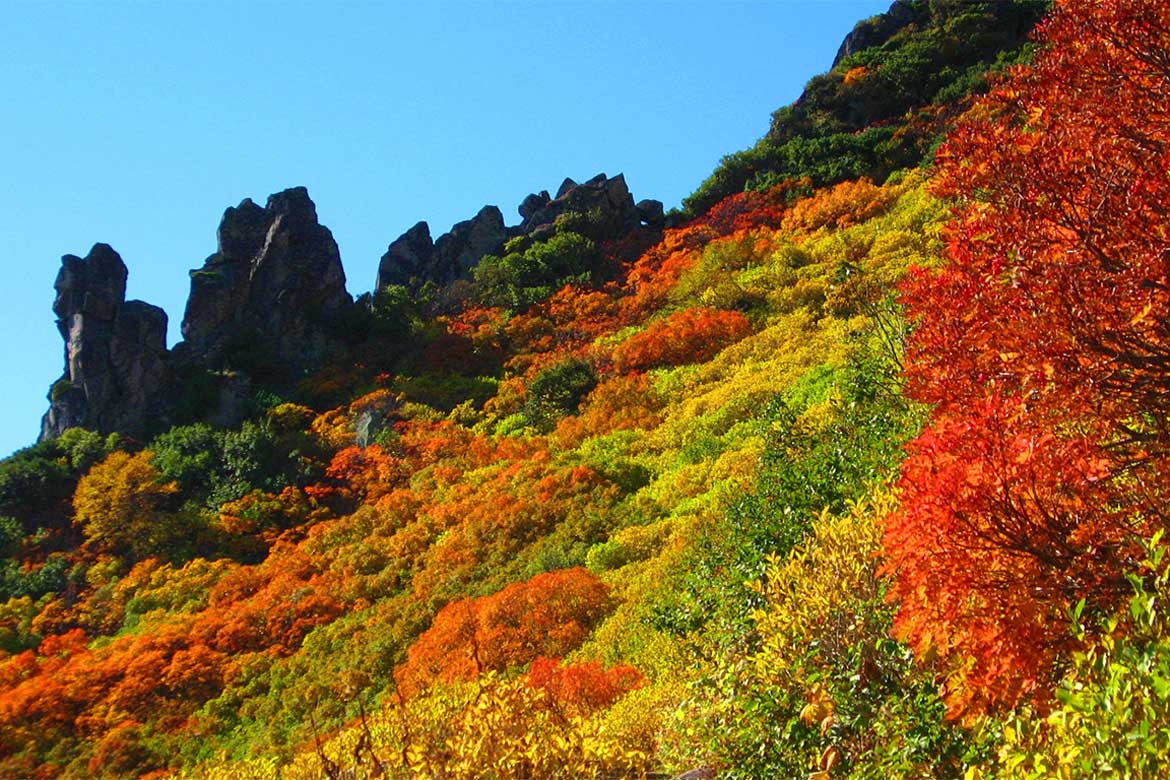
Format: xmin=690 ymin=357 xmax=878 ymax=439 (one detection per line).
xmin=4 ymin=1 xmax=1170 ymax=778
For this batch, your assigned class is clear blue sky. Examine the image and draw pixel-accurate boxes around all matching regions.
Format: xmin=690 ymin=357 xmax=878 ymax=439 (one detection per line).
xmin=1 ymin=0 xmax=890 ymax=458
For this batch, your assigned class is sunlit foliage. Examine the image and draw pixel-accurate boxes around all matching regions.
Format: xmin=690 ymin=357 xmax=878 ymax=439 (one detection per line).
xmin=10 ymin=3 xmax=1162 ymax=776
xmin=885 ymin=0 xmax=1170 ymax=717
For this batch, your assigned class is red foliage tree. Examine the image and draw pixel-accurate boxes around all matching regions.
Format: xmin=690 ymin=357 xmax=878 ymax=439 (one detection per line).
xmin=694 ymin=179 xmax=798 ymax=234
xmin=326 ymin=444 xmax=405 ymax=506
xmin=885 ymin=0 xmax=1170 ymax=716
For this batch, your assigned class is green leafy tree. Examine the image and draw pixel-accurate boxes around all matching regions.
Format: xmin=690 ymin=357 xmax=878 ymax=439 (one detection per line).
xmin=151 ymin=423 xmax=224 ymax=492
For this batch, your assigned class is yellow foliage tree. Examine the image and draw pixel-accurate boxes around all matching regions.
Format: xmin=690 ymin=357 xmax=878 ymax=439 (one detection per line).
xmin=73 ymin=450 xmax=182 ymax=560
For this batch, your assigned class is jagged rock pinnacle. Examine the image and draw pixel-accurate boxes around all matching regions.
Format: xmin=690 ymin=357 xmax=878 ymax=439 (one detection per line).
xmin=179 ymin=185 xmax=352 ymax=376
xmin=40 ymin=244 xmax=169 ymax=440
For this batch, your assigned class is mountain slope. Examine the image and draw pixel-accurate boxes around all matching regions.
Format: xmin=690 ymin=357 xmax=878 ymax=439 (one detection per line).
xmin=6 ymin=2 xmax=1170 ymax=779
xmin=683 ymin=0 xmax=1048 ymax=215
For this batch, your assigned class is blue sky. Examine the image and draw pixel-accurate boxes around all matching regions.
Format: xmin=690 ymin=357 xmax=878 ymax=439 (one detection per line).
xmin=1 ymin=0 xmax=890 ymax=457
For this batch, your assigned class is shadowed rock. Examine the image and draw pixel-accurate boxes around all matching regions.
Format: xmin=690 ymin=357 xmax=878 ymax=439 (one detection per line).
xmin=433 ymin=205 xmax=508 ymax=283
xmin=376 ymin=172 xmax=659 ymax=296
xmin=40 ymin=244 xmax=169 ymax=440
xmin=518 ymin=173 xmax=641 ymax=235
xmin=179 ymin=186 xmax=352 ymax=377
xmin=376 ymin=205 xmax=508 ymax=293
xmin=636 ymin=198 xmax=665 ymax=226
xmin=376 ymin=220 xmax=434 ymax=292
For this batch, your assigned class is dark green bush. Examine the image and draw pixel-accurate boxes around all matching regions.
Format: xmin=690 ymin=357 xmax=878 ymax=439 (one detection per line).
xmin=523 ymin=358 xmax=598 ymax=429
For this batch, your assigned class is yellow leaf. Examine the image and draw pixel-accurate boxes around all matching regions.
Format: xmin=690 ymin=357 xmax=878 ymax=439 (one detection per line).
xmin=819 ymin=746 xmax=840 ymax=772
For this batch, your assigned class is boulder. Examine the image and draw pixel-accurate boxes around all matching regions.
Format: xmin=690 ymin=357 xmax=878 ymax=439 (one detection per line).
xmin=518 ymin=191 xmax=551 ymax=221
xmin=354 ymin=394 xmax=401 ymax=447
xmin=673 ymin=770 xmax=715 ymax=780
xmin=636 ymin=198 xmax=665 ymax=226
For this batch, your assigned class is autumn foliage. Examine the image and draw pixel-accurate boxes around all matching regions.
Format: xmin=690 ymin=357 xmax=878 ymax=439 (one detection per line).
xmin=73 ymin=450 xmax=179 ymax=559
xmin=613 ymin=307 xmax=751 ymax=372
xmin=885 ymin=0 xmax=1170 ymax=717
xmin=526 ymin=656 xmax=645 ymax=717
xmin=7 ymin=1 xmax=1155 ymax=776
xmin=397 ymin=567 xmax=613 ymax=697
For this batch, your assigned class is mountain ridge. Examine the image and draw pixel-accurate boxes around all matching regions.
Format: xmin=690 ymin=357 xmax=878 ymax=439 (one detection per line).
xmin=38 ymin=173 xmax=663 ymax=442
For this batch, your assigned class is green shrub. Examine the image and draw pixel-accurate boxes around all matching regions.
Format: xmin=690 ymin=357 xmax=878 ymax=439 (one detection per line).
xmin=474 ymin=231 xmax=598 ymax=309
xmin=523 ymin=358 xmax=597 ymax=429
xmin=684 ymin=0 xmax=1048 ymax=215
xmin=49 ymin=378 xmax=74 ymax=402
xmin=989 ymin=535 xmax=1170 ymax=780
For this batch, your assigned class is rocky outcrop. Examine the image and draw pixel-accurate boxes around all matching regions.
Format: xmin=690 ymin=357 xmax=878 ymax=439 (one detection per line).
xmin=833 ymin=0 xmax=917 ymax=67
xmin=433 ymin=206 xmax=509 ymax=284
xmin=40 ymin=244 xmax=170 ymax=440
xmin=518 ymin=173 xmax=643 ymax=235
xmin=40 ymin=187 xmax=359 ymax=441
xmin=179 ymin=186 xmax=352 ymax=375
xmin=40 ymin=177 xmax=664 ymax=440
xmin=376 ymin=173 xmax=660 ymax=294
xmin=519 ymin=191 xmax=551 ymax=222
xmin=376 ymin=206 xmax=509 ymax=293
xmin=376 ymin=221 xmax=434 ymax=293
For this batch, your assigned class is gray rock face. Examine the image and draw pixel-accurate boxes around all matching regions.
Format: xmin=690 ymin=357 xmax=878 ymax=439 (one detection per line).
xmin=555 ymin=177 xmax=578 ymax=199
xmin=180 ymin=186 xmax=352 ymax=375
xmin=40 ymin=244 xmax=170 ymax=440
xmin=376 ymin=221 xmax=433 ymax=293
xmin=433 ymin=205 xmax=508 ymax=283
xmin=354 ymin=394 xmax=401 ymax=447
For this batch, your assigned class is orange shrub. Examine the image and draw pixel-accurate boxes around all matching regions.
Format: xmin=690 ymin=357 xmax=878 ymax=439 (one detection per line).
xmin=612 ymin=307 xmax=751 ymax=372
xmin=398 ymin=568 xmax=613 ymax=696
xmin=526 ymin=656 xmax=645 ymax=717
